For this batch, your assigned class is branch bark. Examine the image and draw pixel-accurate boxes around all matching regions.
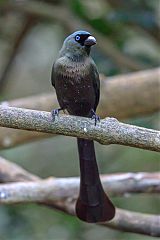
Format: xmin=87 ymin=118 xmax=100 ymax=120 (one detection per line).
xmin=0 ymin=171 xmax=160 ymax=200
xmin=0 ymin=106 xmax=159 ymax=152
xmin=105 ymin=208 xmax=160 ymax=237
xmin=0 ymin=157 xmax=159 ymax=196
xmin=0 ymin=157 xmax=159 ymax=237
xmin=0 ymin=68 xmax=159 ymax=149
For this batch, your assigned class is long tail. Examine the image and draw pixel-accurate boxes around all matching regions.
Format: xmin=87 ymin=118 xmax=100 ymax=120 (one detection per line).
xmin=76 ymin=138 xmax=115 ymax=223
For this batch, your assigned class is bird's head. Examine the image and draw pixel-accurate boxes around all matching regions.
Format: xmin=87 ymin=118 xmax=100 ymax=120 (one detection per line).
xmin=59 ymin=30 xmax=96 ymax=59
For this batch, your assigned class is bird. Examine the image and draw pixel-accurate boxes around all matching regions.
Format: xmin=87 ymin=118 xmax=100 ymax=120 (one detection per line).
xmin=51 ymin=30 xmax=115 ymax=223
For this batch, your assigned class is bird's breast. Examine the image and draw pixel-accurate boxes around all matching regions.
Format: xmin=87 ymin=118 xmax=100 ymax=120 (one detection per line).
xmin=54 ymin=58 xmax=96 ymax=116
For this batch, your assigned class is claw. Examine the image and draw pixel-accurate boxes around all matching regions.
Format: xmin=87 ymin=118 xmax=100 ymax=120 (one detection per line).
xmin=91 ymin=109 xmax=100 ymax=126
xmin=51 ymin=108 xmax=63 ymax=121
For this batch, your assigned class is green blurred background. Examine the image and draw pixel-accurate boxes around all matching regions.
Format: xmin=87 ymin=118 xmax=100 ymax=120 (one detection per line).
xmin=0 ymin=0 xmax=159 ymax=239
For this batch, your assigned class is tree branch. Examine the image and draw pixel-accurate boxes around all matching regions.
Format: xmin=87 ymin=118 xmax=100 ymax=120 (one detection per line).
xmin=105 ymin=208 xmax=160 ymax=237
xmin=0 ymin=106 xmax=159 ymax=152
xmin=0 ymin=157 xmax=159 ymax=237
xmin=0 ymin=68 xmax=159 ymax=149
xmin=0 ymin=157 xmax=159 ymax=196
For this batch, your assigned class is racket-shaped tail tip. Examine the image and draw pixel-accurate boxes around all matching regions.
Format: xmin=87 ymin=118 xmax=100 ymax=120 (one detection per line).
xmin=76 ymin=196 xmax=115 ymax=223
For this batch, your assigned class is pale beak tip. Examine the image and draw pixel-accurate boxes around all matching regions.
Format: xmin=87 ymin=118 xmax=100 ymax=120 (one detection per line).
xmin=84 ymin=36 xmax=96 ymax=46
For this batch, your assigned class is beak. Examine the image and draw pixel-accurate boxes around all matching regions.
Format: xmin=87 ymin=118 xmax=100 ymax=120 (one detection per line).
xmin=84 ymin=36 xmax=96 ymax=46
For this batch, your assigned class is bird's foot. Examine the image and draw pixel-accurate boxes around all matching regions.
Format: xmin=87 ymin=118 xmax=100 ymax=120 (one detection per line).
xmin=51 ymin=108 xmax=63 ymax=121
xmin=91 ymin=109 xmax=100 ymax=126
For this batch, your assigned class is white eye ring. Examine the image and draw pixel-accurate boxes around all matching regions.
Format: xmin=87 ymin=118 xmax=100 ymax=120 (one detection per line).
xmin=75 ymin=35 xmax=80 ymax=41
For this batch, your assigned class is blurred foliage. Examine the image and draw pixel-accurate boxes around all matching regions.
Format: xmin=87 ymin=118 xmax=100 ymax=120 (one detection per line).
xmin=0 ymin=0 xmax=159 ymax=239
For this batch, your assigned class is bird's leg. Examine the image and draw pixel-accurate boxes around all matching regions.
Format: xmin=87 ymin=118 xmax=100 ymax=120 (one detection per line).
xmin=90 ymin=109 xmax=100 ymax=126
xmin=51 ymin=107 xmax=64 ymax=121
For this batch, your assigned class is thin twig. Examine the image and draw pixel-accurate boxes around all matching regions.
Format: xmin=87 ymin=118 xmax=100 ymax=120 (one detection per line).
xmin=0 ymin=106 xmax=159 ymax=152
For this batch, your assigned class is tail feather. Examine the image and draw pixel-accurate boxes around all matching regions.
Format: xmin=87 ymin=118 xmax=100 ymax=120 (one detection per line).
xmin=76 ymin=138 xmax=115 ymax=223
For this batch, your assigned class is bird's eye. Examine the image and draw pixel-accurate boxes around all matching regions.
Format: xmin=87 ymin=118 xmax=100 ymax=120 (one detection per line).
xmin=75 ymin=35 xmax=81 ymax=41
